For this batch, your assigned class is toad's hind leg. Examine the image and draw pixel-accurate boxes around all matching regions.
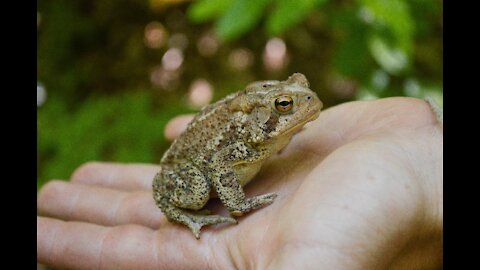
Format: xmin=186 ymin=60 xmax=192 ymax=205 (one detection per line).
xmin=152 ymin=164 xmax=237 ymax=239
xmin=155 ymin=198 xmax=237 ymax=239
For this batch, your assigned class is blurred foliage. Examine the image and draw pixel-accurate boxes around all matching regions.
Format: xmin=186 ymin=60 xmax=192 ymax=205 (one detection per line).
xmin=188 ymin=0 xmax=442 ymax=99
xmin=37 ymin=0 xmax=442 ymax=190
xmin=37 ymin=92 xmax=192 ymax=189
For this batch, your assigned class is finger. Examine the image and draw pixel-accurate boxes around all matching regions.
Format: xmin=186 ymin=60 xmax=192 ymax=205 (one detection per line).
xmin=38 ymin=217 xmax=109 ymax=270
xmin=164 ymin=114 xmax=194 ymax=141
xmin=38 ymin=180 xmax=163 ymax=229
xmin=37 ymin=217 xmax=210 ymax=270
xmin=71 ymin=162 xmax=160 ymax=191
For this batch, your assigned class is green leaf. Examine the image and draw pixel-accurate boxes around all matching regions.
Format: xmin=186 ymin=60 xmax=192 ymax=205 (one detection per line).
xmin=360 ymin=0 xmax=414 ymax=53
xmin=333 ymin=25 xmax=371 ymax=77
xmin=187 ymin=0 xmax=233 ymax=23
xmin=216 ymin=0 xmax=271 ymax=41
xmin=368 ymin=34 xmax=408 ymax=75
xmin=267 ymin=0 xmax=327 ymax=35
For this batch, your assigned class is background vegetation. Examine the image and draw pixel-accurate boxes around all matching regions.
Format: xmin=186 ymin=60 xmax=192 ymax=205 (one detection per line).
xmin=37 ymin=0 xmax=442 ymax=189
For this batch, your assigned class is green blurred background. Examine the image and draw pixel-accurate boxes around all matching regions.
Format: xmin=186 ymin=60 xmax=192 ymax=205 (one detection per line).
xmin=37 ymin=0 xmax=442 ymax=190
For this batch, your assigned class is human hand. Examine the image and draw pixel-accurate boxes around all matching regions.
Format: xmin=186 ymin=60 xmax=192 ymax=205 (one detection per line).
xmin=37 ymin=97 xmax=442 ymax=269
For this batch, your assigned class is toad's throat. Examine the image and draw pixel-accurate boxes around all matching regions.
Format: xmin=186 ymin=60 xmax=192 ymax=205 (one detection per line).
xmin=277 ymin=110 xmax=320 ymax=136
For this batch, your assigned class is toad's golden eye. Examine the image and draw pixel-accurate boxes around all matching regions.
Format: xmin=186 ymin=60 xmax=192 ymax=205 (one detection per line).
xmin=274 ymin=96 xmax=293 ymax=112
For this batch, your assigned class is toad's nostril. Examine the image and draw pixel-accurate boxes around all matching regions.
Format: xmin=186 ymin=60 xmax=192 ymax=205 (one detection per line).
xmin=306 ymin=96 xmax=312 ymax=100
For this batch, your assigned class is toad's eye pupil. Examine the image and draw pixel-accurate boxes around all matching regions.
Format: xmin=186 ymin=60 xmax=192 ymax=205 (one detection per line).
xmin=275 ymin=96 xmax=293 ymax=112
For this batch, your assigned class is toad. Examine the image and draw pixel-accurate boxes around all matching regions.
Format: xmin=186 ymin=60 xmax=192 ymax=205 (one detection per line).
xmin=153 ymin=73 xmax=322 ymax=238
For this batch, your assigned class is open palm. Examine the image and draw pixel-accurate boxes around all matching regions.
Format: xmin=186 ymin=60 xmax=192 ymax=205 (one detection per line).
xmin=37 ymin=97 xmax=442 ymax=270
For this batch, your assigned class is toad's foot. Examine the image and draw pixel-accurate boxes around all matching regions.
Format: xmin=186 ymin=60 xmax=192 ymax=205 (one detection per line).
xmin=157 ymin=198 xmax=237 ymax=239
xmin=184 ymin=213 xmax=237 ymax=239
xmin=230 ymin=193 xmax=277 ymax=217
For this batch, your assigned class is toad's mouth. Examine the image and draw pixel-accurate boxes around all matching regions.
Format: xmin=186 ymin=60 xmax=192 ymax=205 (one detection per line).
xmin=279 ymin=109 xmax=321 ymax=136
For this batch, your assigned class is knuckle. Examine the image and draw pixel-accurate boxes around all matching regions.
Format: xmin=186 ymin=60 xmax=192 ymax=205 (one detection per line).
xmin=396 ymin=97 xmax=433 ymax=118
xmin=381 ymin=97 xmax=437 ymax=127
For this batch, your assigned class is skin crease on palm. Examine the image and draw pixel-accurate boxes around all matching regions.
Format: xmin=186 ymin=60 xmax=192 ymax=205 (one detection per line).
xmin=37 ymin=97 xmax=443 ymax=270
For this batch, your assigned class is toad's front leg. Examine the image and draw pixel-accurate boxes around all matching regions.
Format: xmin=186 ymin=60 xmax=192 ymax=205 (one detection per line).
xmin=210 ymin=143 xmax=277 ymax=216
